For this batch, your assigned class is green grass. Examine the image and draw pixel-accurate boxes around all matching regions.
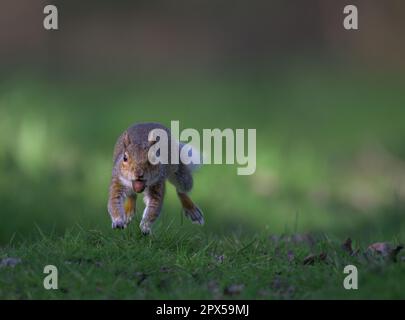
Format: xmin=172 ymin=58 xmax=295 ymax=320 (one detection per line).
xmin=1 ymin=64 xmax=405 ymax=299
xmin=1 ymin=226 xmax=404 ymax=299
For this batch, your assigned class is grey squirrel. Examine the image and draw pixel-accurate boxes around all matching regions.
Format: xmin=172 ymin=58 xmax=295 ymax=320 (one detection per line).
xmin=107 ymin=122 xmax=204 ymax=235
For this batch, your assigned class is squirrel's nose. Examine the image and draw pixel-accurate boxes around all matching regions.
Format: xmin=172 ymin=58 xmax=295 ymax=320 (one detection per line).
xmin=135 ymin=170 xmax=144 ymax=180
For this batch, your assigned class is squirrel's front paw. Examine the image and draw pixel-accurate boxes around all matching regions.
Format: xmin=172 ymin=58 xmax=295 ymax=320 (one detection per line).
xmin=139 ymin=220 xmax=152 ymax=235
xmin=112 ymin=218 xmax=127 ymax=229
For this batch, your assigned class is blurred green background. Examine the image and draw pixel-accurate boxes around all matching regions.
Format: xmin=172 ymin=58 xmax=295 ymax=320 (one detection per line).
xmin=1 ymin=0 xmax=405 ymax=245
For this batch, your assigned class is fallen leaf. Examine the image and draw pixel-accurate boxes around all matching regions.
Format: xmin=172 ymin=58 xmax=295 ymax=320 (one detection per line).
xmin=303 ymin=252 xmax=327 ymax=265
xmin=368 ymin=242 xmax=392 ymax=256
xmin=367 ymin=242 xmax=404 ymax=262
xmin=319 ymin=252 xmax=328 ymax=261
xmin=303 ymin=254 xmax=316 ymax=265
xmin=342 ymin=238 xmax=353 ymax=255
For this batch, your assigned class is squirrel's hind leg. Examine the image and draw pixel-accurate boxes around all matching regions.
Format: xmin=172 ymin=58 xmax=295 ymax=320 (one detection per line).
xmin=177 ymin=192 xmax=204 ymax=225
xmin=169 ymin=164 xmax=204 ymax=225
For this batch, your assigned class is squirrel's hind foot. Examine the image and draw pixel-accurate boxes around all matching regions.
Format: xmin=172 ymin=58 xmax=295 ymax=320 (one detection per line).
xmin=184 ymin=206 xmax=205 ymax=225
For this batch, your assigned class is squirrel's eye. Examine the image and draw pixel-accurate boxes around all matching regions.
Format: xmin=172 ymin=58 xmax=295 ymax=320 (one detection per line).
xmin=123 ymin=153 xmax=128 ymax=162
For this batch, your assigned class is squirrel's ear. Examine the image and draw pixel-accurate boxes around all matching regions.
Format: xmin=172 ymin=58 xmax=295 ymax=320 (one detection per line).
xmin=123 ymin=131 xmax=131 ymax=147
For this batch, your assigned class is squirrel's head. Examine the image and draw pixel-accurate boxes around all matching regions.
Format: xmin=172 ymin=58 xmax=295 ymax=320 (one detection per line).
xmin=117 ymin=130 xmax=161 ymax=193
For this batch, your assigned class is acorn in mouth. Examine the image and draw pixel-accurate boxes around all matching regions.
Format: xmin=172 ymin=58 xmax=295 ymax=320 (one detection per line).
xmin=132 ymin=179 xmax=146 ymax=193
